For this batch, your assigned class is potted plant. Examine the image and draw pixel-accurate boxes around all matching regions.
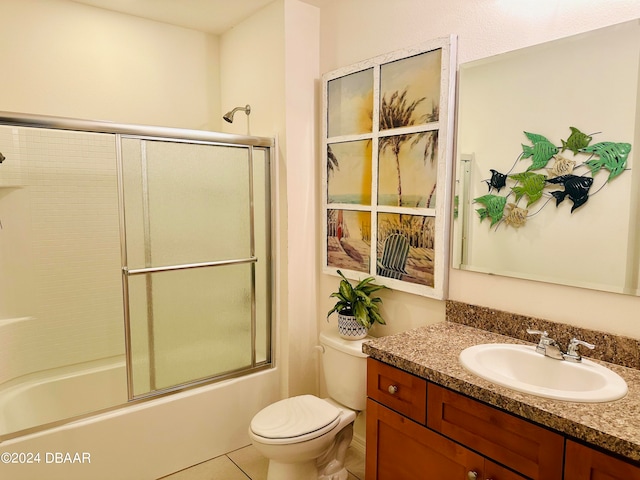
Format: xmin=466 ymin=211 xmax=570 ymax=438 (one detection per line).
xmin=327 ymin=270 xmax=388 ymax=340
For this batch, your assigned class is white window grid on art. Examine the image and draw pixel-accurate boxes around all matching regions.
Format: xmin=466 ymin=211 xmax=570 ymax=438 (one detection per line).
xmin=322 ymin=35 xmax=457 ymax=299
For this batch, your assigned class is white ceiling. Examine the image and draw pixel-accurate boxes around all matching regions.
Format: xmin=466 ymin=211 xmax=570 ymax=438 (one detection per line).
xmin=69 ymin=0 xmax=307 ymax=35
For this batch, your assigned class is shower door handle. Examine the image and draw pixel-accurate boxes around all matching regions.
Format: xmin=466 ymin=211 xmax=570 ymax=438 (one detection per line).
xmin=123 ymin=257 xmax=257 ymax=276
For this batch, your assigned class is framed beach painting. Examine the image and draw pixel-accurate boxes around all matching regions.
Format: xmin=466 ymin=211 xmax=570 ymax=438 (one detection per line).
xmin=322 ymin=36 xmax=457 ymax=299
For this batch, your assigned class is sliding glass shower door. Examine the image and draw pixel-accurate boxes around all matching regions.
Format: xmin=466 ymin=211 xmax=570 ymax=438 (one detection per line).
xmin=120 ymin=137 xmax=271 ymax=399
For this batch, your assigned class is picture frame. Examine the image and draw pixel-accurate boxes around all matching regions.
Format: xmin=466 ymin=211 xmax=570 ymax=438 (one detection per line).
xmin=322 ymin=36 xmax=457 ymax=299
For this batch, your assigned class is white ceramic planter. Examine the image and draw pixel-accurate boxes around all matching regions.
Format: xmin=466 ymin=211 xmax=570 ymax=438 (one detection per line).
xmin=337 ymin=313 xmax=369 ymax=340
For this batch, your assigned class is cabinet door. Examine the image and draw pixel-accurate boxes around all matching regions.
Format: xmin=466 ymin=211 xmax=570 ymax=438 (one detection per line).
xmin=366 ymin=399 xmax=484 ymax=480
xmin=427 ymin=384 xmax=564 ymax=480
xmin=564 ymin=440 xmax=640 ymax=480
xmin=486 ymin=460 xmax=528 ymax=480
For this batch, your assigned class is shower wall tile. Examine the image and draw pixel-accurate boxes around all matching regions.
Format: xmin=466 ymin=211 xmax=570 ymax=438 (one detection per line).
xmin=0 ymin=126 xmax=125 ymax=385
xmin=0 ymin=127 xmax=25 ymax=187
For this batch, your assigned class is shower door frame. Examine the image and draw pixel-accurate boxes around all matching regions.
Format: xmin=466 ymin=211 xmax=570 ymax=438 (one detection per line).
xmin=118 ymin=136 xmax=273 ymax=400
xmin=0 ymin=111 xmax=276 ymax=404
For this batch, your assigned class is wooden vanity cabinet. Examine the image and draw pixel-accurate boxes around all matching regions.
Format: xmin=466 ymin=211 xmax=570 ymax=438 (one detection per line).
xmin=366 ymin=358 xmax=530 ymax=479
xmin=366 ymin=358 xmax=640 ymax=480
xmin=564 ymin=440 xmax=640 ymax=480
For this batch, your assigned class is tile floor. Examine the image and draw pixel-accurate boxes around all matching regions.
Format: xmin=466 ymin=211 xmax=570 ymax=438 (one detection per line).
xmin=159 ymin=444 xmax=365 ymax=480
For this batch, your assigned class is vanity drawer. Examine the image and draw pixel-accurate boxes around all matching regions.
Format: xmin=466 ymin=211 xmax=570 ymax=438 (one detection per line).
xmin=427 ymin=383 xmax=564 ymax=480
xmin=367 ymin=358 xmax=427 ymax=424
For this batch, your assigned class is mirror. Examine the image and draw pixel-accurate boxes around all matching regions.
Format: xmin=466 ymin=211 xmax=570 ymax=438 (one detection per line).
xmin=452 ymin=20 xmax=640 ymax=296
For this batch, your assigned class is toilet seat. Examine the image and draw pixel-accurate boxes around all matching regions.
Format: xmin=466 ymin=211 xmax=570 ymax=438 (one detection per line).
xmin=250 ymin=395 xmax=341 ymax=445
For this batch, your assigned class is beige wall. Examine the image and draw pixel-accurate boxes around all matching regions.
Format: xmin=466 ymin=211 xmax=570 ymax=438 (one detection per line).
xmin=0 ymin=0 xmax=220 ymax=130
xmin=283 ymin=0 xmax=322 ymax=396
xmin=317 ymin=0 xmax=640 ymax=339
xmin=220 ymin=0 xmax=321 ymax=398
xmin=219 ymin=1 xmax=286 ymax=138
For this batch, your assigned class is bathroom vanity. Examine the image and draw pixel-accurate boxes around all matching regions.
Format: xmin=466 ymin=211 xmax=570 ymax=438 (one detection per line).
xmin=363 ymin=322 xmax=640 ymax=480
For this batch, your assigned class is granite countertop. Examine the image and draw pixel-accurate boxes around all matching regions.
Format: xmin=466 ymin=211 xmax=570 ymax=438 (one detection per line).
xmin=363 ymin=321 xmax=640 ymax=463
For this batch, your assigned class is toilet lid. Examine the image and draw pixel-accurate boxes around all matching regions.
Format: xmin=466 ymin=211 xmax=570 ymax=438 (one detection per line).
xmin=250 ymin=395 xmax=341 ymax=440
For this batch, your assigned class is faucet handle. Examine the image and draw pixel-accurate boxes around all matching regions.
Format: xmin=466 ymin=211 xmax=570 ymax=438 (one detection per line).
xmin=567 ymin=338 xmax=595 ymax=356
xmin=526 ymin=328 xmax=547 ymax=336
xmin=527 ymin=329 xmax=551 ymax=343
xmin=527 ymin=329 xmax=556 ymax=356
xmin=563 ymin=338 xmax=595 ymax=362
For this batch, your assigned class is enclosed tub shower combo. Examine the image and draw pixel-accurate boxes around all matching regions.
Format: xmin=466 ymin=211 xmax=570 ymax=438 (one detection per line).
xmin=0 ymin=112 xmax=277 ymax=479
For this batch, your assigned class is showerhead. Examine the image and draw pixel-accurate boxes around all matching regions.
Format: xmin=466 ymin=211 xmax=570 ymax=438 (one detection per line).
xmin=223 ymin=104 xmax=251 ymax=123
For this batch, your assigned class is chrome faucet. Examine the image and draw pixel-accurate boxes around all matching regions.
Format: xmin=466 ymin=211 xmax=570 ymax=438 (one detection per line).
xmin=527 ymin=329 xmax=564 ymax=360
xmin=526 ymin=329 xmax=595 ymax=362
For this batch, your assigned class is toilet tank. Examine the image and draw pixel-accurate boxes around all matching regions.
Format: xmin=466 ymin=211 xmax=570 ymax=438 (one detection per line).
xmin=319 ymin=330 xmax=369 ymax=411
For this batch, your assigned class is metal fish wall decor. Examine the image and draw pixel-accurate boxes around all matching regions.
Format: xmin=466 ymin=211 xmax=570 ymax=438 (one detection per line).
xmin=474 ymin=127 xmax=632 ymax=230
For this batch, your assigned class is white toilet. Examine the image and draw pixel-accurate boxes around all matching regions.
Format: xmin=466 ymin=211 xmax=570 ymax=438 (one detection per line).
xmin=249 ymin=330 xmax=369 ymax=480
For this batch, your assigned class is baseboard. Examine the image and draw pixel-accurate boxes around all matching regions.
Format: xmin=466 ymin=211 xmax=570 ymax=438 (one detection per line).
xmin=351 ymin=431 xmax=366 ymax=456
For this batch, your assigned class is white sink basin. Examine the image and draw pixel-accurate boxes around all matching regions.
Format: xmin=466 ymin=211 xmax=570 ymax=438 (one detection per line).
xmin=459 ymin=343 xmax=628 ymax=403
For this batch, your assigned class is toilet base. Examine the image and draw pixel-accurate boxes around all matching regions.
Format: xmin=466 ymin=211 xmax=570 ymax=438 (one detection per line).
xmin=265 ymin=454 xmax=350 ymax=480
xmin=262 ymin=422 xmax=354 ymax=480
xmin=318 ymin=422 xmax=353 ymax=480
xmin=267 ymin=459 xmax=318 ymax=480
xmin=319 ymin=468 xmax=349 ymax=480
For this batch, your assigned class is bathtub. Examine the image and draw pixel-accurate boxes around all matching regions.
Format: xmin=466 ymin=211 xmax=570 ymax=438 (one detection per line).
xmin=0 ymin=359 xmax=128 ymax=436
xmin=0 ymin=363 xmax=280 ymax=480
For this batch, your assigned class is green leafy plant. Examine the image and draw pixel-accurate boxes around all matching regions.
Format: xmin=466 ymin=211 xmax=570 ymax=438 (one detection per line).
xmin=327 ymin=270 xmax=388 ymax=328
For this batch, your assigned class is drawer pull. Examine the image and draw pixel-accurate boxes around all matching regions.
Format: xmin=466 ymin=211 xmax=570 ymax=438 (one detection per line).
xmin=467 ymin=471 xmax=477 ymax=480
xmin=388 ymin=385 xmax=398 ymax=395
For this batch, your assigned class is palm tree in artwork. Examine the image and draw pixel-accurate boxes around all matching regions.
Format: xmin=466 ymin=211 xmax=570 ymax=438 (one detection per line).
xmin=379 ymin=88 xmax=425 ymax=206
xmin=327 ymin=145 xmax=339 ymax=175
xmin=417 ymin=102 xmax=439 ymax=165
